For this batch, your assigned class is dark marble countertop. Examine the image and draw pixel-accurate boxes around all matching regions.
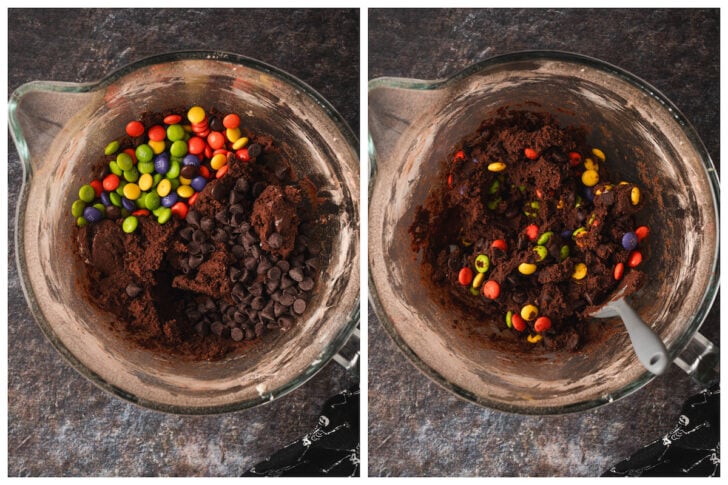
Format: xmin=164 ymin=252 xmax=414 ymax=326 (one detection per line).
xmin=367 ymin=8 xmax=719 ymax=477
xmin=7 ymin=8 xmax=359 ymax=477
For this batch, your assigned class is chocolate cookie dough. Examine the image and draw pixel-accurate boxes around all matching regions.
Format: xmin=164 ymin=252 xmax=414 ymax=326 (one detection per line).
xmin=409 ymin=108 xmax=648 ymax=350
xmin=72 ymin=107 xmax=324 ymax=360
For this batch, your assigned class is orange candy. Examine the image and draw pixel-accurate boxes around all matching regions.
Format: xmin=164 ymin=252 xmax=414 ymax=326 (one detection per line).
xmin=132 ymin=209 xmax=149 ymax=216
xmin=524 ymin=148 xmax=538 ymax=160
xmin=628 ymin=250 xmax=643 ymax=268
xmin=635 ymin=226 xmax=650 ymax=242
xmin=123 ymin=147 xmax=137 ymax=163
xmin=188 ymin=136 xmax=206 ymax=155
xmin=171 ymin=201 xmax=189 ymax=219
xmin=125 ymin=120 xmax=145 ymax=137
xmin=236 ymin=147 xmax=250 ymax=162
xmin=147 ymin=125 xmax=166 ymax=141
xmin=163 ymin=114 xmax=182 ymax=125
xmin=511 ymin=314 xmax=526 ymax=332
xmin=223 ymin=113 xmax=241 ymax=129
xmin=102 ymin=174 xmax=120 ymax=192
xmin=525 ymin=224 xmax=539 ymax=241
xmin=207 ymin=131 xmax=226 ymax=149
xmin=482 ymin=280 xmax=500 ymax=299
xmin=188 ymin=192 xmax=199 ymax=206
xmin=491 ymin=239 xmax=508 ymax=252
xmin=613 ymin=262 xmax=625 ymax=281
xmin=453 ymin=150 xmax=465 ymax=161
xmin=534 ymin=316 xmax=552 ymax=332
xmin=458 ymin=267 xmax=474 ymax=286
xmin=216 ymin=164 xmax=229 ymax=179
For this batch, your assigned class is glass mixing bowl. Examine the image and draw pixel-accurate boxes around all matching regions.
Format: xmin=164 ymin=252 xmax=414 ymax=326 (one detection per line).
xmin=369 ymin=51 xmax=719 ymax=414
xmin=10 ymin=51 xmax=360 ymax=414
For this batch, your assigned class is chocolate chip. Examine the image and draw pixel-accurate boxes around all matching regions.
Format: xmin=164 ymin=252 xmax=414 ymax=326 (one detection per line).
xmin=251 ymin=296 xmax=265 ymax=310
xmin=266 ymin=279 xmax=280 ymax=293
xmin=252 ymin=181 xmax=266 ymax=197
xmin=248 ymin=143 xmax=262 ymax=159
xmin=125 ymin=283 xmax=142 ymax=298
xmin=293 ymin=299 xmax=307 ymax=314
xmin=299 ymin=278 xmax=314 ymax=291
xmin=267 ymin=266 xmax=282 ymax=281
xmin=280 ymin=275 xmax=294 ymax=289
xmin=211 ymin=182 xmax=228 ymax=201
xmin=274 ymin=301 xmax=286 ymax=318
xmin=195 ymin=322 xmax=209 ymax=336
xmin=215 ymin=210 xmax=229 ymax=225
xmin=289 ymin=267 xmax=304 ymax=282
xmin=275 ymin=164 xmax=289 ymax=179
xmin=245 ymin=328 xmax=256 ymax=340
xmin=189 ymin=254 xmax=204 ymax=269
xmin=186 ymin=210 xmax=201 ymax=227
xmin=267 ymin=232 xmax=283 ymax=249
xmin=255 ymin=322 xmax=265 ymax=337
xmin=278 ymin=316 xmax=294 ymax=329
xmin=212 ymin=228 xmax=229 ymax=243
xmin=256 ymin=258 xmax=272 ymax=274
xmin=230 ymin=212 xmax=246 ymax=226
xmin=229 ymin=203 xmax=245 ymax=214
xmin=278 ymin=293 xmax=295 ymax=306
xmin=211 ymin=321 xmax=225 ymax=336
xmin=179 ymin=226 xmax=194 ymax=241
xmin=242 ymin=232 xmax=257 ymax=249
xmin=305 ymin=257 xmax=319 ymax=271
xmin=192 ymin=229 xmax=207 ymax=243
xmin=235 ymin=177 xmax=250 ymax=194
xmin=277 ymin=260 xmax=291 ymax=272
xmin=230 ymin=327 xmax=244 ymax=341
xmin=106 ymin=206 xmax=121 ymax=219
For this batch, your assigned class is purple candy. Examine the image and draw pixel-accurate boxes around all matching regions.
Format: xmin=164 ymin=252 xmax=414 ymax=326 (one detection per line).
xmin=583 ymin=187 xmax=594 ymax=202
xmin=154 ymin=153 xmax=170 ymax=174
xmin=561 ymin=230 xmax=573 ymax=239
xmin=191 ymin=176 xmax=207 ymax=192
xmin=182 ymin=154 xmax=200 ymax=167
xmin=121 ymin=196 xmax=136 ymax=211
xmin=83 ymin=206 xmax=103 ymax=223
xmin=100 ymin=191 xmax=112 ymax=206
xmin=161 ymin=192 xmax=178 ymax=208
xmin=622 ymin=232 xmax=638 ymax=251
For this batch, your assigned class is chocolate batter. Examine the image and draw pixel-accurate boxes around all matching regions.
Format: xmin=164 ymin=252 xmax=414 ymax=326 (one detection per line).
xmin=409 ymin=108 xmax=647 ymax=350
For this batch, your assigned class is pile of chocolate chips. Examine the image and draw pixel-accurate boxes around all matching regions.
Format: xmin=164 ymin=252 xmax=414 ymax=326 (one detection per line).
xmin=171 ymin=168 xmax=320 ymax=342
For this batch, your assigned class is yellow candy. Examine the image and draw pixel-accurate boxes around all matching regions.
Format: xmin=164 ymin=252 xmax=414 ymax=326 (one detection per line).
xmin=226 ymin=127 xmax=241 ymax=142
xmin=591 ymin=148 xmax=606 ymax=162
xmin=179 ymin=176 xmax=192 ymax=186
xmin=211 ymin=153 xmax=228 ymax=170
xmin=572 ymin=263 xmax=587 ymax=280
xmin=187 ymin=106 xmax=206 ymax=124
xmin=527 ymin=334 xmax=543 ymax=344
xmin=472 ymin=272 xmax=485 ymax=289
xmin=584 ymin=158 xmax=599 ymax=171
xmin=148 ymin=140 xmax=166 ymax=154
xmin=232 ymin=136 xmax=249 ymax=150
xmin=556 ymin=199 xmax=565 ymax=209
xmin=157 ymin=179 xmax=172 ymax=197
xmin=618 ymin=181 xmax=630 ymax=186
xmin=177 ymin=185 xmax=194 ymax=198
xmin=518 ymin=263 xmax=537 ymax=275
xmin=521 ymin=304 xmax=539 ymax=321
xmin=631 ymin=186 xmax=641 ymax=205
xmin=487 ymin=162 xmax=507 ymax=172
xmin=123 ymin=183 xmax=141 ymax=201
xmin=581 ymin=169 xmax=599 ymax=187
xmin=138 ymin=173 xmax=153 ymax=191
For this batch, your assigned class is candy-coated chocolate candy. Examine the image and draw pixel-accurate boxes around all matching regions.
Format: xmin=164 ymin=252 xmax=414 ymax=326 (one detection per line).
xmin=533 ymin=245 xmax=548 ymax=262
xmin=520 ymin=304 xmax=539 ymax=321
xmin=187 ymin=106 xmax=206 ymax=124
xmin=505 ymin=311 xmax=513 ymax=329
xmin=581 ymin=169 xmax=599 ymax=187
xmin=511 ymin=313 xmax=526 ymax=332
xmin=79 ymin=184 xmax=95 ymax=203
xmin=100 ymin=192 xmax=112 ymax=206
xmin=223 ymin=113 xmax=240 ymax=129
xmin=622 ymin=232 xmax=638 ymax=251
xmin=472 ymin=272 xmax=485 ymax=289
xmin=83 ymin=206 xmax=103 ymax=223
xmin=117 ymin=152 xmax=134 ymax=171
xmin=171 ymin=201 xmax=188 ymax=219
xmin=104 ymin=140 xmax=120 ymax=155
xmin=525 ymin=224 xmax=539 ymax=241
xmin=177 ymin=185 xmax=194 ymax=199
xmin=524 ymin=148 xmax=538 ymax=160
xmin=482 ymin=280 xmax=500 ymax=299
xmin=156 ymin=207 xmax=172 ymax=224
xmin=135 ymin=144 xmax=154 ymax=163
xmin=182 ymin=154 xmax=200 ymax=167
xmin=102 ymin=174 xmax=120 ymax=192
xmin=191 ymin=176 xmax=207 ymax=192
xmin=614 ymin=262 xmax=625 ymax=281
xmin=527 ymin=334 xmax=543 ymax=343
xmin=491 ymin=239 xmax=508 ymax=252
xmin=559 ymin=245 xmax=570 ymax=260
xmin=187 ymin=136 xmax=206 ymax=155
xmin=534 ymin=316 xmax=551 ymax=332
xmin=518 ymin=263 xmax=537 ymax=275
xmin=232 ymin=136 xmax=249 ymax=150
xmin=211 ymin=153 xmax=227 ymax=170
xmin=123 ymin=183 xmax=141 ymax=201
xmin=125 ymin=120 xmax=144 ymax=137
xmin=161 ymin=192 xmax=178 ymax=208
xmin=458 ymin=267 xmax=474 ymax=286
xmin=122 ymin=215 xmax=138 ymax=233
xmin=536 ymin=231 xmax=553 ymax=245
xmin=474 ymin=254 xmax=490 ymax=273
xmin=628 ymin=250 xmax=642 ymax=268
xmin=572 ymin=263 xmax=587 ymax=280
xmin=71 ymin=200 xmax=85 ymax=217
xmin=89 ymin=180 xmax=103 ymax=197
xmin=591 ymin=147 xmax=606 ymax=162
xmin=487 ymin=162 xmax=506 ymax=172
xmin=635 ymin=226 xmax=649 ymax=242
xmin=631 ymin=186 xmax=641 ymax=205
xmin=568 ymin=151 xmax=582 ymax=166
xmin=170 ymin=140 xmax=188 ymax=157
xmin=163 ymin=114 xmax=182 ymax=125
xmin=121 ymin=196 xmax=136 ymax=211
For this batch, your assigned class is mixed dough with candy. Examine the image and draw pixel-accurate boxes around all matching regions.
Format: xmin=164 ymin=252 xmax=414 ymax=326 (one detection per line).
xmin=409 ymin=108 xmax=649 ymax=350
xmin=71 ymin=106 xmax=324 ymax=360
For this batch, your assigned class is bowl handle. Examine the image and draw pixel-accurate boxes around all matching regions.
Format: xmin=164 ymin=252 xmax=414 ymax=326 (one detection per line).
xmin=9 ymin=81 xmax=99 ymax=175
xmin=368 ymin=78 xmax=444 ymax=179
xmin=674 ymin=331 xmax=719 ymax=387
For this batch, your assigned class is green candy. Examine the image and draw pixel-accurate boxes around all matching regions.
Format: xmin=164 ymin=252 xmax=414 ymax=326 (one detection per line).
xmin=537 ymin=231 xmax=554 ymax=245
xmin=109 ymin=161 xmax=123 ymax=176
xmin=505 ymin=311 xmax=513 ymax=329
xmin=71 ymin=199 xmax=86 ymax=217
xmin=166 ymin=124 xmax=185 ymax=141
xmin=144 ymin=192 xmax=161 ymax=211
xmin=92 ymin=203 xmax=106 ymax=216
xmin=488 ymin=179 xmax=500 ymax=195
xmin=115 ymin=182 xmax=127 ymax=195
xmin=560 ymin=245 xmax=570 ymax=260
xmin=135 ymin=144 xmax=154 ymax=163
xmin=109 ymin=191 xmax=122 ymax=207
xmin=153 ymin=173 xmax=163 ymax=185
xmin=78 ymin=184 xmax=95 ymax=203
xmin=166 ymin=160 xmax=181 ymax=179
xmin=104 ymin=140 xmax=120 ymax=155
xmin=169 ymin=177 xmax=181 ymax=190
xmin=123 ymin=167 xmax=139 ymax=183
xmin=533 ymin=245 xmax=548 ymax=262
xmin=156 ymin=207 xmax=172 ymax=224
xmin=116 ymin=152 xmax=134 ymax=171
xmin=475 ymin=254 xmax=490 ymax=273
xmin=76 ymin=216 xmax=88 ymax=227
xmin=122 ymin=215 xmax=138 ymax=233
xmin=138 ymin=161 xmax=155 ymax=174
xmin=486 ymin=197 xmax=501 ymax=210
xmin=169 ymin=140 xmax=188 ymax=158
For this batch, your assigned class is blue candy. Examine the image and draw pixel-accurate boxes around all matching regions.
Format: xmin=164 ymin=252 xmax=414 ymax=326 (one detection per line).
xmin=100 ymin=191 xmax=112 ymax=206
xmin=182 ymin=154 xmax=200 ymax=167
xmin=622 ymin=232 xmax=638 ymax=251
xmin=561 ymin=230 xmax=573 ymax=239
xmin=191 ymin=176 xmax=207 ymax=192
xmin=154 ymin=153 xmax=170 ymax=174
xmin=121 ymin=196 xmax=136 ymax=211
xmin=83 ymin=206 xmax=103 ymax=223
xmin=583 ymin=187 xmax=594 ymax=202
xmin=161 ymin=192 xmax=178 ymax=208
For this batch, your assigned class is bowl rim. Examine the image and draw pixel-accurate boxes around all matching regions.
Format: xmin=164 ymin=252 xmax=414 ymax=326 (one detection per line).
xmin=11 ymin=50 xmax=360 ymax=415
xmin=368 ymin=49 xmax=720 ymax=415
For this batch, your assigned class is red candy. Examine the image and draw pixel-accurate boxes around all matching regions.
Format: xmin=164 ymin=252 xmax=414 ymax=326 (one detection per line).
xmin=453 ymin=150 xmax=465 ymax=162
xmin=198 ymin=165 xmax=211 ymax=179
xmin=511 ymin=314 xmax=526 ymax=332
xmin=613 ymin=262 xmax=625 ymax=281
xmin=216 ymin=164 xmax=229 ymax=179
xmin=147 ymin=125 xmax=166 ymax=141
xmin=524 ymin=148 xmax=538 ymax=160
xmin=534 ymin=316 xmax=552 ymax=332
xmin=236 ymin=148 xmax=250 ymax=162
xmin=163 ymin=114 xmax=182 ymax=125
xmin=525 ymin=224 xmax=539 ymax=241
xmin=89 ymin=179 xmax=103 ymax=197
xmin=491 ymin=239 xmax=508 ymax=252
xmin=188 ymin=192 xmax=199 ymax=206
xmin=123 ymin=148 xmax=137 ymax=163
xmin=458 ymin=267 xmax=474 ymax=286
xmin=482 ymin=280 xmax=500 ymax=299
xmin=188 ymin=136 xmax=206 ymax=155
xmin=223 ymin=113 xmax=240 ymax=129
xmin=628 ymin=250 xmax=643 ymax=268
xmin=102 ymin=174 xmax=120 ymax=192
xmin=125 ymin=120 xmax=145 ymax=137
xmin=132 ymin=209 xmax=149 ymax=216
xmin=171 ymin=201 xmax=188 ymax=219
xmin=635 ymin=226 xmax=650 ymax=242
xmin=568 ymin=151 xmax=582 ymax=167
xmin=447 ymin=174 xmax=454 ymax=189
xmin=207 ymin=131 xmax=226 ymax=149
